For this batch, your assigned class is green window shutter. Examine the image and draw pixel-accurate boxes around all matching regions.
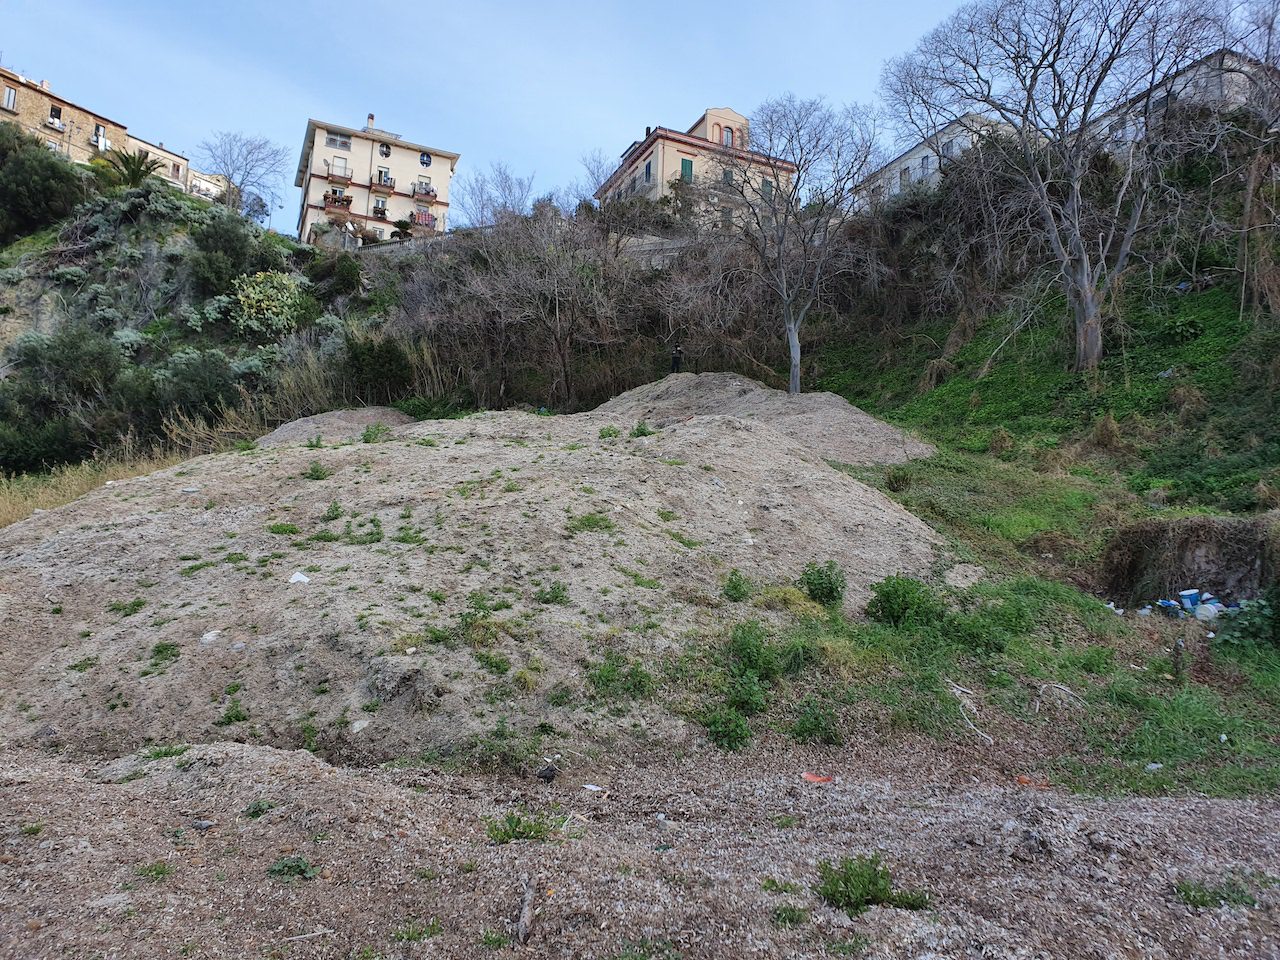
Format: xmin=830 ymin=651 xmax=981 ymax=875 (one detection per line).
xmin=762 ymin=178 xmax=773 ymax=200
xmin=681 ymin=158 xmax=693 ymax=183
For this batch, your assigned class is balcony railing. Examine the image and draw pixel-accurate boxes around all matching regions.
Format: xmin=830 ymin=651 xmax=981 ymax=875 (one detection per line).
xmin=372 ymin=207 xmax=388 ymax=219
xmin=412 ymin=210 xmax=437 ymax=228
xmin=370 ymin=175 xmax=396 ymax=194
xmin=323 ymin=193 xmax=353 ymax=209
xmin=46 ymin=117 xmax=65 ymax=131
xmin=328 ymin=168 xmax=353 ymax=184
xmin=412 ymin=182 xmax=438 ymax=200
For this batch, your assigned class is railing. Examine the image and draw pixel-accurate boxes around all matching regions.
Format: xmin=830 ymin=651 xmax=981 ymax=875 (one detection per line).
xmin=372 ymin=207 xmax=388 ymax=219
xmin=328 ymin=168 xmax=353 ymax=184
xmin=46 ymin=117 xmax=65 ymax=131
xmin=412 ymin=211 xmax=437 ymax=228
xmin=412 ymin=182 xmax=438 ymax=199
xmin=323 ymin=193 xmax=353 ymax=209
xmin=370 ymin=175 xmax=396 ymax=192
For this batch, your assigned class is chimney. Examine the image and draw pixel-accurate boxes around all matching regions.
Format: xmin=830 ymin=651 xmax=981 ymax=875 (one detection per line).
xmin=367 ymin=113 xmax=375 ymax=129
xmin=40 ymin=79 xmax=50 ymax=90
xmin=645 ymin=126 xmax=651 ymax=136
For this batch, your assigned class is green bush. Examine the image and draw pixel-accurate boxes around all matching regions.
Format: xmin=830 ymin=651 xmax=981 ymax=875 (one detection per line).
xmin=814 ymin=855 xmax=930 ymax=915
xmin=865 ymin=575 xmax=946 ymax=628
xmin=190 ymin=211 xmax=255 ymax=296
xmin=345 ymin=334 xmax=414 ymax=403
xmin=0 ymin=123 xmax=85 ymax=244
xmin=587 ymin=652 xmax=655 ymax=699
xmin=1217 ymin=586 xmax=1279 ymax=650
xmin=704 ymin=706 xmax=752 ymax=751
xmin=799 ymin=560 xmax=847 ymax=606
xmin=726 ymin=672 xmax=769 ymax=715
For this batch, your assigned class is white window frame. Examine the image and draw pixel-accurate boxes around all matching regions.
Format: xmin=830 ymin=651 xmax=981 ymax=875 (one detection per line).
xmin=2 ymin=87 xmax=15 ymax=111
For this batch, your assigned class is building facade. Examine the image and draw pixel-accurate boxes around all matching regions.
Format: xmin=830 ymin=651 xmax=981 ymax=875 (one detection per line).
xmin=294 ymin=114 xmax=460 ymax=244
xmin=594 ymin=107 xmax=794 ymax=208
xmin=857 ymin=114 xmax=995 ymax=205
xmin=0 ymin=66 xmax=124 ymax=164
xmin=124 ymin=134 xmax=189 ymax=190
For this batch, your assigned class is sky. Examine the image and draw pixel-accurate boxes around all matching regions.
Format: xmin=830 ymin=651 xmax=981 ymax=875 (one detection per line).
xmin=0 ymin=0 xmax=963 ymax=234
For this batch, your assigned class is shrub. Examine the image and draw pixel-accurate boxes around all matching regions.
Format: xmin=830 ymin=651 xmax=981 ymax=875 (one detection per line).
xmin=231 ymin=271 xmax=307 ymax=337
xmin=190 ymin=211 xmax=255 ymax=295
xmin=792 ymin=698 xmax=842 ymax=745
xmin=726 ymin=621 xmax=778 ymax=680
xmin=722 ymin=568 xmax=753 ymax=602
xmin=267 ymin=856 xmax=318 ymax=880
xmin=533 ymin=581 xmax=569 ymax=604
xmin=865 ymin=575 xmax=946 ymax=628
xmin=345 ymin=333 xmax=414 ymax=403
xmin=599 ymin=425 xmax=621 ymax=439
xmin=0 ymin=124 xmax=85 ymax=244
xmin=726 ymin=671 xmax=769 ymax=715
xmin=799 ymin=560 xmax=847 ymax=606
xmin=704 ymin=706 xmax=752 ymax=751
xmin=630 ymin=421 xmax=657 ymax=438
xmin=361 ymin=422 xmax=392 ymax=443
xmin=814 ymin=855 xmax=930 ymax=915
xmin=1217 ymin=585 xmax=1279 ymax=650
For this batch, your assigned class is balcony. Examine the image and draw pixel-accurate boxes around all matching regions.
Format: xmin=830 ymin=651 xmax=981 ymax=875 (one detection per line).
xmin=323 ymin=193 xmax=353 ymax=210
xmin=412 ymin=182 xmax=438 ymax=201
xmin=412 ymin=210 xmax=437 ymax=229
xmin=328 ymin=167 xmax=353 ymax=185
xmin=46 ymin=117 xmax=65 ymax=132
xmin=370 ymin=175 xmax=396 ymax=194
xmin=372 ymin=207 xmax=389 ymax=220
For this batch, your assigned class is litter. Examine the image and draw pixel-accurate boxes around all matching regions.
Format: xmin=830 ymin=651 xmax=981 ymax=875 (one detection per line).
xmin=1105 ymin=601 xmax=1125 ymax=616
xmin=181 ymin=487 xmax=200 ymax=494
xmin=1219 ymin=734 xmax=1228 ymax=743
xmin=1178 ymin=589 xmax=1200 ymax=610
xmin=801 ymin=772 xmax=833 ymax=783
xmin=1145 ymin=762 xmax=1164 ymax=772
xmin=288 ymin=572 xmax=311 ymax=584
xmin=583 ymin=784 xmax=604 ymax=792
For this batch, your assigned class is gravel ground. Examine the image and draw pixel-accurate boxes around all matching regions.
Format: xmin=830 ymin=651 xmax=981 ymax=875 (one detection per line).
xmin=2 ymin=741 xmax=1277 ymax=960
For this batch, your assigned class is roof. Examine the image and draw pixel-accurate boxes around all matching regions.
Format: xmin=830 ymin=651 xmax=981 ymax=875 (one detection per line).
xmin=125 ymin=133 xmax=188 ymax=161
xmin=594 ymin=126 xmax=797 ymax=200
xmin=294 ymin=118 xmax=460 ymax=186
xmin=0 ymin=64 xmax=127 ymax=129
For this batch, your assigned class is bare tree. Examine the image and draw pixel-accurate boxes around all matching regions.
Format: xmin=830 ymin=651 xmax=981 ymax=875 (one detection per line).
xmin=197 ymin=131 xmax=289 ymax=219
xmin=452 ymin=161 xmax=536 ymax=227
xmin=883 ymin=0 xmax=1215 ymax=372
xmin=712 ymin=95 xmax=878 ymax=393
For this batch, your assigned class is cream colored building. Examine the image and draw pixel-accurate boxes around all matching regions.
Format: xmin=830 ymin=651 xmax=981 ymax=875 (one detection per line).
xmin=0 ymin=65 xmax=124 ymax=164
xmin=124 ymin=134 xmax=189 ymax=190
xmin=856 ymin=114 xmax=997 ymax=206
xmin=187 ymin=168 xmax=229 ymax=202
xmin=294 ymin=114 xmax=460 ymax=244
xmin=595 ymin=107 xmax=794 ymax=207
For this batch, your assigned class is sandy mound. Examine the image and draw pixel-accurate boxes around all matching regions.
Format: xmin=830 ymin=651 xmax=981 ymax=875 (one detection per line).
xmin=4 ymin=741 xmax=1278 ymax=959
xmin=596 ymin=372 xmax=935 ymax=465
xmin=0 ymin=404 xmax=943 ymax=763
xmin=257 ymin=406 xmax=414 ymax=448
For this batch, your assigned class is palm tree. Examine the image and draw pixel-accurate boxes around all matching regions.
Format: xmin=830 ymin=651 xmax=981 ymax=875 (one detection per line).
xmin=104 ymin=149 xmax=164 ymax=188
xmin=391 ymin=219 xmax=415 ymax=240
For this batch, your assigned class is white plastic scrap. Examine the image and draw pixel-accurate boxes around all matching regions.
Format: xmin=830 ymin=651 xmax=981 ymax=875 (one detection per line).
xmin=288 ymin=571 xmax=311 ymax=584
xmin=583 ymin=784 xmax=604 ymax=792
xmin=1145 ymin=762 xmax=1164 ymax=772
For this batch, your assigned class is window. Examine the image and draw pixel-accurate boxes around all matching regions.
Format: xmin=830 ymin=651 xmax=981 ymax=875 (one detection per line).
xmin=720 ymin=206 xmax=732 ymax=227
xmin=722 ymin=168 xmax=733 ymax=185
xmin=420 ymin=151 xmax=432 ymax=167
xmin=94 ymin=124 xmax=105 ymax=141
xmin=331 ymin=157 xmax=349 ymax=175
xmin=680 ymin=158 xmax=693 ymax=183
xmin=899 ymin=167 xmax=912 ymax=187
xmin=330 ymin=187 xmax=345 ymax=198
xmin=722 ymin=127 xmax=734 ymax=147
xmin=644 ymin=160 xmax=652 ymax=184
xmin=376 ymin=166 xmax=391 ymax=185
xmin=629 ymin=176 xmax=637 ymax=195
xmin=373 ymin=227 xmax=384 ymax=239
xmin=378 ymin=142 xmax=391 ymax=158
xmin=325 ymin=134 xmax=351 ymax=150
xmin=761 ymin=177 xmax=773 ymax=200
xmin=171 ymin=162 xmax=181 ymax=178
xmin=920 ymin=155 xmax=932 ymax=176
xmin=941 ymin=139 xmax=955 ymax=158
xmin=49 ymin=105 xmax=62 ymax=121
xmin=2 ymin=87 xmax=14 ymax=112
xmin=46 ymin=140 xmax=59 ymax=152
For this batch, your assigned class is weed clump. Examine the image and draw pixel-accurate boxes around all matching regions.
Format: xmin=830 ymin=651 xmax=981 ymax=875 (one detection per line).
xmin=268 ymin=856 xmax=317 ymax=880
xmin=792 ymin=698 xmax=842 ymax=745
xmin=588 ymin=653 xmax=656 ymax=699
xmin=722 ymin=568 xmax=754 ymax=602
xmin=630 ymin=421 xmax=657 ymax=438
xmin=703 ymin=706 xmax=752 ymax=751
xmin=814 ymin=855 xmax=930 ymax=915
xmin=566 ymin=511 xmax=616 ymax=535
xmin=799 ymin=560 xmax=847 ymax=606
xmin=865 ymin=575 xmax=945 ymax=628
xmin=486 ymin=810 xmax=561 ymax=844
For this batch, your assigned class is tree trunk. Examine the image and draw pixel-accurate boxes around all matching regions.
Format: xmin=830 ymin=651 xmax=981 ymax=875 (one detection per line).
xmin=786 ymin=319 xmax=801 ymax=395
xmin=1238 ymin=151 xmax=1266 ymax=314
xmin=1073 ymin=289 xmax=1104 ymax=373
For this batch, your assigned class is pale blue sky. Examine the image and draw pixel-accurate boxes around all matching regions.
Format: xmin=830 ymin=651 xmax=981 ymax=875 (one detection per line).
xmin=1 ymin=0 xmax=962 ymax=233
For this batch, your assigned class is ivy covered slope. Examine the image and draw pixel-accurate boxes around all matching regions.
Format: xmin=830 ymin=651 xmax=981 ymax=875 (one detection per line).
xmin=0 ymin=179 xmax=326 ymax=474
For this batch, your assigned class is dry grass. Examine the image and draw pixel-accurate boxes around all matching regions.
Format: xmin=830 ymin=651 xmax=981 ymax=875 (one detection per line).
xmin=0 ymin=451 xmax=184 ymax=529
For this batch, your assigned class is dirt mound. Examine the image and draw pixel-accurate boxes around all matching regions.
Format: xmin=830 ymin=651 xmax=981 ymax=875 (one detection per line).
xmin=0 ymin=405 xmax=943 ymax=764
xmin=4 ymin=741 xmax=1278 ymax=959
xmin=257 ymin=406 xmax=414 ymax=448
xmin=596 ymin=372 xmax=935 ymax=466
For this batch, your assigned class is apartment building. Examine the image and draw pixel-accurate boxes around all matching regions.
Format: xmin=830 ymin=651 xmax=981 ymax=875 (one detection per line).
xmin=594 ymin=107 xmax=796 ymax=208
xmin=294 ymin=114 xmax=460 ymax=244
xmin=0 ymin=65 xmax=123 ymax=164
xmin=124 ymin=134 xmax=189 ymax=190
xmin=857 ymin=114 xmax=996 ymax=206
